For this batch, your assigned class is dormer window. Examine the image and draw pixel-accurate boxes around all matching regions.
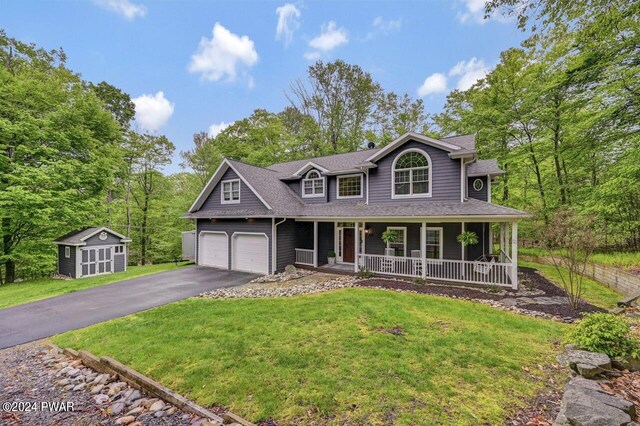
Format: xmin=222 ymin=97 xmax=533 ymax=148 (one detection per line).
xmin=392 ymin=149 xmax=431 ymax=198
xmin=221 ymin=179 xmax=240 ymax=204
xmin=302 ymin=170 xmax=325 ymax=198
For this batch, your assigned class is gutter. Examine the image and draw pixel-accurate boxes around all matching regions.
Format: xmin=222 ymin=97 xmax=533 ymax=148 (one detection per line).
xmin=272 ymin=217 xmax=287 ymax=274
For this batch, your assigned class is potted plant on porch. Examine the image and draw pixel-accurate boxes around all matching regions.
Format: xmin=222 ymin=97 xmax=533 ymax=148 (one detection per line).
xmin=327 ymin=250 xmax=336 ymax=265
xmin=381 ymin=229 xmax=399 ymax=256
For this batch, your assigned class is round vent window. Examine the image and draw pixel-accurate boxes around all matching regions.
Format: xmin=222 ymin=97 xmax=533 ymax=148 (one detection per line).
xmin=473 ymin=179 xmax=484 ymax=191
xmin=99 ymin=231 xmax=108 ymax=241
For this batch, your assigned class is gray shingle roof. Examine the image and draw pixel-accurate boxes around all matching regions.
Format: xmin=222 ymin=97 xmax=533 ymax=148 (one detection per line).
xmin=467 ymin=159 xmax=504 ymax=176
xmin=267 ymin=149 xmax=380 ymax=177
xmin=183 ymin=198 xmax=528 ymax=219
xmin=227 ymin=159 xmax=304 ymax=215
xmin=54 ymin=227 xmax=130 ymax=245
xmin=441 ymin=134 xmax=476 ymax=151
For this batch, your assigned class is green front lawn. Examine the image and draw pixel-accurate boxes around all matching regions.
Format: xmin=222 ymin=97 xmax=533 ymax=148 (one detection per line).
xmin=0 ymin=262 xmax=192 ymax=310
xmin=520 ymin=247 xmax=640 ymax=270
xmin=519 ymin=260 xmax=622 ymax=309
xmin=54 ymin=288 xmax=566 ymax=425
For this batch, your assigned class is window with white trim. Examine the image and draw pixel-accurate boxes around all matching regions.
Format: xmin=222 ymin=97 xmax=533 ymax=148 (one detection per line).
xmin=425 ymin=227 xmax=443 ymax=260
xmin=302 ymin=170 xmax=324 ymax=198
xmin=393 ymin=150 xmax=431 ymax=198
xmin=64 ymin=246 xmax=71 ymax=258
xmin=337 ymin=174 xmax=362 ymax=199
xmin=386 ymin=226 xmax=407 ymax=257
xmin=115 ymin=246 xmax=124 ymax=254
xmin=221 ymin=179 xmax=240 ymax=204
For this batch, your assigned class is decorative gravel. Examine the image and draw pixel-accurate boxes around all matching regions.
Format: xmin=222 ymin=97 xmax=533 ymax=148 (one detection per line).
xmin=201 ymin=275 xmax=359 ymax=299
xmin=0 ymin=341 xmax=214 ymax=426
xmin=250 ymin=268 xmax=316 ymax=283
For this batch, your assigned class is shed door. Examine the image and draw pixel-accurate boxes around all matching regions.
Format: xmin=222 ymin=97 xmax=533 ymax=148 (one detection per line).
xmin=81 ymin=247 xmax=112 ymax=277
xmin=233 ymin=234 xmax=269 ymax=275
xmin=199 ymin=232 xmax=228 ymax=269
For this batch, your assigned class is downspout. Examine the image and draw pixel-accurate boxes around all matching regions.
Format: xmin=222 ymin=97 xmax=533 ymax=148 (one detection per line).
xmin=272 ymin=217 xmax=287 ymax=274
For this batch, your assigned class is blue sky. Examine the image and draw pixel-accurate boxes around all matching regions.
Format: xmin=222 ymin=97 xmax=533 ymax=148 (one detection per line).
xmin=1 ymin=0 xmax=526 ymax=172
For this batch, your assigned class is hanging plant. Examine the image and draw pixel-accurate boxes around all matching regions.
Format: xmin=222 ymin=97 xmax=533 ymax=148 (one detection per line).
xmin=457 ymin=231 xmax=479 ymax=246
xmin=381 ymin=229 xmax=399 ymax=244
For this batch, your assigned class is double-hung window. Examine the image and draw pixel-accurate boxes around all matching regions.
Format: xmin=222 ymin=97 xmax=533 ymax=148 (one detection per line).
xmin=221 ymin=179 xmax=240 ymax=204
xmin=425 ymin=227 xmax=443 ymax=260
xmin=302 ymin=170 xmax=324 ymax=198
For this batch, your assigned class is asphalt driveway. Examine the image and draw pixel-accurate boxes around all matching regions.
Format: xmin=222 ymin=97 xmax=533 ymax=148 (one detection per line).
xmin=0 ymin=266 xmax=257 ymax=349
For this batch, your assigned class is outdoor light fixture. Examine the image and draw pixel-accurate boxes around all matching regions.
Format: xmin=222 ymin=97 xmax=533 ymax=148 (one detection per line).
xmin=365 ymin=227 xmax=373 ymax=236
xmin=247 ymin=218 xmax=254 ymax=223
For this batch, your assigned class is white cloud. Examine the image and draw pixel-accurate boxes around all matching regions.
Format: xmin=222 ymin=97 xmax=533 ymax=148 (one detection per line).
xmin=275 ymin=3 xmax=301 ymax=47
xmin=372 ymin=16 xmax=402 ymax=33
xmin=449 ymin=57 xmax=490 ymax=90
xmin=305 ymin=21 xmax=348 ymax=60
xmin=132 ymin=91 xmax=174 ymax=132
xmin=308 ymin=21 xmax=348 ymax=51
xmin=188 ymin=23 xmax=259 ymax=82
xmin=208 ymin=121 xmax=233 ymax=137
xmin=93 ymin=0 xmax=146 ymax=20
xmin=455 ymin=0 xmax=513 ymax=24
xmin=417 ymin=73 xmax=448 ymax=97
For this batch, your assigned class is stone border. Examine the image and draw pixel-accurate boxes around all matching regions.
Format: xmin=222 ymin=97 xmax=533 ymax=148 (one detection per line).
xmin=49 ymin=343 xmax=254 ymax=426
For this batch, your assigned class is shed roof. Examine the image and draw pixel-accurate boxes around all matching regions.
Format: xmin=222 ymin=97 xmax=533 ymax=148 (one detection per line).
xmin=54 ymin=227 xmax=131 ymax=246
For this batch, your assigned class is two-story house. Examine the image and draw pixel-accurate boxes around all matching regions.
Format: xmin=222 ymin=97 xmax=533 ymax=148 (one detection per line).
xmin=184 ymin=132 xmax=528 ymax=288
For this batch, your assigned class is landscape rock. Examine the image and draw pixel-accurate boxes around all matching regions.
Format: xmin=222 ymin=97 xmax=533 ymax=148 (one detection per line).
xmin=557 ymin=349 xmax=611 ymax=377
xmin=90 ymin=384 xmax=104 ymax=394
xmin=555 ymin=388 xmax=632 ymax=426
xmin=94 ymin=394 xmax=110 ymax=405
xmin=115 ymin=415 xmax=136 ymax=425
xmin=108 ymin=402 xmax=126 ymax=415
xmin=125 ymin=406 xmax=144 ymax=416
xmin=612 ymin=356 xmax=640 ymax=372
xmin=149 ymin=400 xmax=166 ymax=412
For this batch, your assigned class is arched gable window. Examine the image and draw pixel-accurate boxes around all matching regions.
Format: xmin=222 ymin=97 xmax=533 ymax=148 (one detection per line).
xmin=392 ymin=149 xmax=432 ymax=198
xmin=302 ymin=170 xmax=325 ymax=198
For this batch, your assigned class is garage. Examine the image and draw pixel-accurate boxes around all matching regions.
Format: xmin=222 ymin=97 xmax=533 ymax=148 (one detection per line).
xmin=232 ymin=233 xmax=269 ymax=274
xmin=199 ymin=232 xmax=228 ymax=269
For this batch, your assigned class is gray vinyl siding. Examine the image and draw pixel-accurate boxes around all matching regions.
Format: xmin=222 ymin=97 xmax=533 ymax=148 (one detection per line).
xmin=287 ymin=169 xmax=328 ymax=203
xmin=276 ymin=219 xmax=297 ymax=272
xmin=467 ymin=176 xmax=488 ymax=202
xmin=367 ymin=140 xmax=462 ymax=203
xmin=196 ymin=218 xmax=273 ymax=274
xmin=317 ymin=222 xmax=335 ymax=265
xmin=465 ymin=222 xmax=491 ymax=261
xmin=57 ymin=245 xmax=76 ymax=278
xmin=199 ymin=168 xmax=266 ymax=211
xmin=84 ymin=232 xmax=122 ymax=246
xmin=114 ymin=254 xmax=126 ymax=273
xmin=362 ymin=222 xmax=462 ymax=260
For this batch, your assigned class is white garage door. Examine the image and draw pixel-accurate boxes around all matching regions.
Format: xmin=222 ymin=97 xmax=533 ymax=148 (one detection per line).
xmin=199 ymin=232 xmax=228 ymax=269
xmin=233 ymin=233 xmax=269 ymax=275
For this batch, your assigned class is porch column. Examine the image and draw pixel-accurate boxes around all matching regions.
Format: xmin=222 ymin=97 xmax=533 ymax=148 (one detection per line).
xmin=354 ymin=221 xmax=360 ymax=272
xmin=313 ymin=221 xmax=318 ymax=267
xmin=421 ymin=222 xmax=426 ymax=279
xmin=510 ymin=222 xmax=518 ymax=289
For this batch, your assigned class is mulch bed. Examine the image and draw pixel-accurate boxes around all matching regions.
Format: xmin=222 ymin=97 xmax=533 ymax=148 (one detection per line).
xmin=357 ymin=266 xmax=606 ymax=320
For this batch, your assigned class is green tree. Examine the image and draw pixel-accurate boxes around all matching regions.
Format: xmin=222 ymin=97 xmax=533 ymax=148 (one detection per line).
xmin=0 ymin=31 xmax=120 ymax=283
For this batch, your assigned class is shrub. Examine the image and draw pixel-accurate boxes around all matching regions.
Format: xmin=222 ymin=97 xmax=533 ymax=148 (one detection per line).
xmin=486 ymin=284 xmax=502 ymax=293
xmin=567 ymin=313 xmax=639 ymax=359
xmin=357 ymin=268 xmax=375 ymax=278
xmin=413 ymin=277 xmax=426 ymax=285
xmin=327 ymin=250 xmax=336 ymax=258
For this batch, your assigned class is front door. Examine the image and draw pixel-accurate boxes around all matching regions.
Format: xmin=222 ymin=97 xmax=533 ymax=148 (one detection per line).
xmin=343 ymin=229 xmax=355 ymax=263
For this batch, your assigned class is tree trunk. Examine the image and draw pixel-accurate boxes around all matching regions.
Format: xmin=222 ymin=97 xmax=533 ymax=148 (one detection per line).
xmin=2 ymin=217 xmax=15 ymax=283
xmin=527 ymin=142 xmax=548 ymax=221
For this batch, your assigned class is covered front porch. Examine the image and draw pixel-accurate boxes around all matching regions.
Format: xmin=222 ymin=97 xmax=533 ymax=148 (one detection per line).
xmin=293 ymin=220 xmax=519 ymax=289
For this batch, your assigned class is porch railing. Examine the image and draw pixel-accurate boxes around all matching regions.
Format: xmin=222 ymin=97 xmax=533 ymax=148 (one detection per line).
xmin=295 ymin=248 xmax=315 ymax=266
xmin=358 ymin=254 xmax=513 ymax=287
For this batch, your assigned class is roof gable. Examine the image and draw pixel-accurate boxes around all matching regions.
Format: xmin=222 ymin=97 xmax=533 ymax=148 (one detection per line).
xmin=189 ymin=159 xmax=272 ymax=213
xmin=54 ymin=227 xmax=131 ymax=246
xmin=366 ymin=132 xmax=470 ymax=163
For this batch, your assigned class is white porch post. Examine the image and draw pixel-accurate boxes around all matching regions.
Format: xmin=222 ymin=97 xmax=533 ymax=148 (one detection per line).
xmin=421 ymin=222 xmax=426 ymax=279
xmin=510 ymin=222 xmax=518 ymax=289
xmin=354 ymin=221 xmax=360 ymax=273
xmin=313 ymin=221 xmax=318 ymax=267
